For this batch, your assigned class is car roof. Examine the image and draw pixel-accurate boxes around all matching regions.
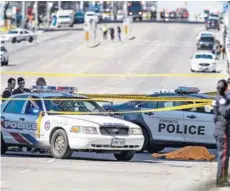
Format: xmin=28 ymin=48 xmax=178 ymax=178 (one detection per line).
xmin=11 ymin=92 xmax=88 ymax=99
xmin=149 ymin=92 xmax=212 ymax=99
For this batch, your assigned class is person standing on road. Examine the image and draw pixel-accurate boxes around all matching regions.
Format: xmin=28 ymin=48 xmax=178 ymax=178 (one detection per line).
xmin=13 ymin=77 xmax=30 ymax=95
xmin=110 ymin=27 xmax=115 ymax=41
xmin=117 ymin=26 xmax=121 ymax=41
xmin=1 ymin=78 xmax=16 ymax=102
xmin=212 ymin=79 xmax=230 ymax=187
xmin=221 ymin=45 xmax=226 ymax=60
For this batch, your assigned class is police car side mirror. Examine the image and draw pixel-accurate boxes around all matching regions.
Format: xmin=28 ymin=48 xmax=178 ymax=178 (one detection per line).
xmin=29 ymin=108 xmax=40 ymax=115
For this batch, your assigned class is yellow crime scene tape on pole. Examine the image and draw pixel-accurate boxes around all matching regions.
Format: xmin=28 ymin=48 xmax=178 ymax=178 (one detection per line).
xmin=0 ymin=71 xmax=229 ymax=78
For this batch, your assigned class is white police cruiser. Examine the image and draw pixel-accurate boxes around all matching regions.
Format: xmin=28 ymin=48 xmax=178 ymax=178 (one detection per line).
xmin=1 ymin=86 xmax=144 ymax=161
xmin=103 ymin=87 xmax=215 ymax=153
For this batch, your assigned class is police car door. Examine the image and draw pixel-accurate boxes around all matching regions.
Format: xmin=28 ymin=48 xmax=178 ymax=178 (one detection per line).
xmin=182 ymin=103 xmax=215 ymax=145
xmin=20 ymin=96 xmax=44 ymax=145
xmin=1 ymin=95 xmax=28 ymax=144
xmin=140 ymin=101 xmax=185 ymax=142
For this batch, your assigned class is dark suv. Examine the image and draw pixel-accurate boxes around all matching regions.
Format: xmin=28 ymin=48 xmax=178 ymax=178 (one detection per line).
xmin=206 ymin=19 xmax=220 ymax=30
xmin=197 ymin=36 xmax=215 ymax=51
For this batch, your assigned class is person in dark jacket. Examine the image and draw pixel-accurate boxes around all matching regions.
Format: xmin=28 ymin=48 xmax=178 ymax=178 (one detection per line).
xmin=212 ymin=79 xmax=230 ymax=187
xmin=117 ymin=26 xmax=121 ymax=41
xmin=13 ymin=77 xmax=30 ymax=95
xmin=1 ymin=78 xmax=16 ymax=102
xmin=110 ymin=27 xmax=115 ymax=41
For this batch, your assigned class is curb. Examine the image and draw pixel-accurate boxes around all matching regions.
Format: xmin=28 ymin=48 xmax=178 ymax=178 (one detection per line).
xmin=88 ymin=42 xmax=101 ymax=48
xmin=128 ymin=36 xmax=136 ymax=41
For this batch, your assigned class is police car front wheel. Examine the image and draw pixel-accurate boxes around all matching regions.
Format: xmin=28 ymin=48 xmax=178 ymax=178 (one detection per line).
xmin=50 ymin=129 xmax=73 ymax=159
xmin=113 ymin=151 xmax=135 ymax=161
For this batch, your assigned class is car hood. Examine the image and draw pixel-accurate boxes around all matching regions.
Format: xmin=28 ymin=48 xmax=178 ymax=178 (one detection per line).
xmin=192 ymin=59 xmax=215 ymax=63
xmin=56 ymin=114 xmax=139 ymax=127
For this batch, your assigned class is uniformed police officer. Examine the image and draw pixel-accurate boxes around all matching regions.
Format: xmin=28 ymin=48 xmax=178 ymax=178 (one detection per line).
xmin=212 ymin=79 xmax=230 ymax=187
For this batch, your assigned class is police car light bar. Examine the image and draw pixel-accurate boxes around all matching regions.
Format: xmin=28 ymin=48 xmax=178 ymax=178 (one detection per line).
xmin=30 ymin=86 xmax=77 ymax=93
xmin=175 ymin=87 xmax=200 ymax=94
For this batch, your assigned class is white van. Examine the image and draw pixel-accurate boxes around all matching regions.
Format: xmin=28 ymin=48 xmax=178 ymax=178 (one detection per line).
xmin=56 ymin=10 xmax=74 ymax=27
xmin=85 ymin=11 xmax=99 ymax=23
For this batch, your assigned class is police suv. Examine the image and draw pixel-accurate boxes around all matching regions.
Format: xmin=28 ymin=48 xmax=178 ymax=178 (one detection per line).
xmin=1 ymin=86 xmax=144 ymax=161
xmin=103 ymin=87 xmax=215 ymax=153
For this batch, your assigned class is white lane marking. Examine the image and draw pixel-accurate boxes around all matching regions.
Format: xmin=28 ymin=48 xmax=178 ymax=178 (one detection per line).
xmin=20 ymin=169 xmax=30 ymax=173
xmin=41 ymin=45 xmax=83 ymax=71
xmin=46 ymin=159 xmax=55 ymax=163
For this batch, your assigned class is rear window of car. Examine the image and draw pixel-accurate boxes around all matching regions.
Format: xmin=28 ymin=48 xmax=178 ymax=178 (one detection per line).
xmin=195 ymin=54 xmax=213 ymax=59
xmin=200 ymin=37 xmax=214 ymax=42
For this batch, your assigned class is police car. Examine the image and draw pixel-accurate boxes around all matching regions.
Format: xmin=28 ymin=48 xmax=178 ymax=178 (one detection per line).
xmin=102 ymin=87 xmax=215 ymax=153
xmin=1 ymin=86 xmax=144 ymax=161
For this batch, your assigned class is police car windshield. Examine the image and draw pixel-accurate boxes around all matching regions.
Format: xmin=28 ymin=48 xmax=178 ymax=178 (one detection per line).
xmin=195 ymin=54 xmax=213 ymax=59
xmin=44 ymin=97 xmax=107 ymax=115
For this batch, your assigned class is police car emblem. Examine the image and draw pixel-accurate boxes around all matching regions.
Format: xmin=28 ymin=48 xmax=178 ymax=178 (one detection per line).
xmin=44 ymin=121 xmax=50 ymax=131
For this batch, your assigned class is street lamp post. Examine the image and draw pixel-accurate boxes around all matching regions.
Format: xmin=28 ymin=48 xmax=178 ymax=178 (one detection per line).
xmin=34 ymin=1 xmax=38 ymax=32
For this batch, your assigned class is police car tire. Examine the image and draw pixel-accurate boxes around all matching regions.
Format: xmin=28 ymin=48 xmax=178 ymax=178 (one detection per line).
xmin=113 ymin=151 xmax=135 ymax=161
xmin=50 ymin=129 xmax=73 ymax=159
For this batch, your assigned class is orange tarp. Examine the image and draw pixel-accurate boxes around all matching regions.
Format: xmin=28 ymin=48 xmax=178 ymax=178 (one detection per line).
xmin=152 ymin=146 xmax=216 ymax=161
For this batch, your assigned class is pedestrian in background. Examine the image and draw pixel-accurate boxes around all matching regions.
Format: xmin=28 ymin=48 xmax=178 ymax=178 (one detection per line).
xmin=212 ymin=79 xmax=230 ymax=187
xmin=13 ymin=77 xmax=30 ymax=95
xmin=117 ymin=26 xmax=121 ymax=41
xmin=110 ymin=27 xmax=115 ymax=41
xmin=221 ymin=45 xmax=226 ymax=60
xmin=1 ymin=78 xmax=16 ymax=102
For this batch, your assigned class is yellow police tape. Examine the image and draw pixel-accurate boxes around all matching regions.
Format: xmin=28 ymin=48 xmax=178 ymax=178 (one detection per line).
xmin=0 ymin=71 xmax=229 ymax=78
xmin=0 ymin=97 xmax=213 ymax=103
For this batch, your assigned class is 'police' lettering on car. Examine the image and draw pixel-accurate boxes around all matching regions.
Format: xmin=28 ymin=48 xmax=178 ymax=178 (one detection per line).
xmin=3 ymin=120 xmax=37 ymax=131
xmin=158 ymin=120 xmax=205 ymax=135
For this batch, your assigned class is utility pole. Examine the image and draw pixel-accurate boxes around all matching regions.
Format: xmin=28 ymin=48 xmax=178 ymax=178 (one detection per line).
xmin=58 ymin=1 xmax=61 ymax=10
xmin=34 ymin=1 xmax=38 ymax=32
xmin=22 ymin=0 xmax=25 ymax=26
xmin=47 ymin=1 xmax=50 ymax=28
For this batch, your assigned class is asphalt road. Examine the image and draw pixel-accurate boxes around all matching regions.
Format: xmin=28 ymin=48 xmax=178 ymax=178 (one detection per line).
xmin=1 ymin=150 xmax=229 ymax=191
xmin=1 ymin=23 xmax=227 ymax=94
xmin=1 ymin=22 xmax=229 ymax=191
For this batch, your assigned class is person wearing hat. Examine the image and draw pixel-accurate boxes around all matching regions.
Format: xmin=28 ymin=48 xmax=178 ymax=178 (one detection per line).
xmin=212 ymin=79 xmax=230 ymax=187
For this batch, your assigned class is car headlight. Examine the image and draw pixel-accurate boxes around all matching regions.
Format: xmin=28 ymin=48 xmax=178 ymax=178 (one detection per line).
xmin=129 ymin=128 xmax=143 ymax=135
xmin=70 ymin=126 xmax=98 ymax=134
xmin=82 ymin=126 xmax=98 ymax=134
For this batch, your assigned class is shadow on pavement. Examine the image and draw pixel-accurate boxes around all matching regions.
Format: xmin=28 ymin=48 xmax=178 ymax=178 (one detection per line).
xmin=3 ymin=152 xmax=161 ymax=164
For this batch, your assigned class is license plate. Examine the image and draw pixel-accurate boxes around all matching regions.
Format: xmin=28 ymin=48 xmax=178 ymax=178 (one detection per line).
xmin=111 ymin=139 xmax=125 ymax=147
